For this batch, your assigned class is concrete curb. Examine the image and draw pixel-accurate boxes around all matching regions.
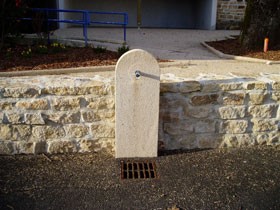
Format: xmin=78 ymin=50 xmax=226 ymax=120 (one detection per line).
xmin=0 ymin=62 xmax=176 ymax=77
xmin=0 ymin=65 xmax=115 ymax=77
xmin=23 ymin=34 xmax=125 ymax=46
xmin=201 ymin=42 xmax=280 ymax=65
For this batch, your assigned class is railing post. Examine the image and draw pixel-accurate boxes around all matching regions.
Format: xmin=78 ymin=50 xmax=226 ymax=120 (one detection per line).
xmin=123 ymin=14 xmax=127 ymax=42
xmin=83 ymin=11 xmax=89 ymax=46
xmin=46 ymin=10 xmax=50 ymax=44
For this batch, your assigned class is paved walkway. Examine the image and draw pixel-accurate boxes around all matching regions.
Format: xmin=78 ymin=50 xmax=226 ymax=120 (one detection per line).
xmin=53 ymin=28 xmax=239 ymax=60
xmin=2 ymin=28 xmax=279 ymax=81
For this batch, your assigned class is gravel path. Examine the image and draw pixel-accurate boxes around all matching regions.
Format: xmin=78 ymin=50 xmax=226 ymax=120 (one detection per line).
xmin=1 ymin=147 xmax=280 ymax=209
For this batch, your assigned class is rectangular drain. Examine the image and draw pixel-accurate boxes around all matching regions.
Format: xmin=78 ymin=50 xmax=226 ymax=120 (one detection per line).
xmin=121 ymin=160 xmax=157 ymax=179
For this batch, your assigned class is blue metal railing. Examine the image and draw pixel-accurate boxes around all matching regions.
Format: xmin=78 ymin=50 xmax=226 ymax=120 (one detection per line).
xmin=21 ymin=8 xmax=128 ymax=45
xmin=89 ymin=11 xmax=128 ymax=45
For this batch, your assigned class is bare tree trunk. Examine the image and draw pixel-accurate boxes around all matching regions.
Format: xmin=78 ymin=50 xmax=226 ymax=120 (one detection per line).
xmin=0 ymin=0 xmax=7 ymax=50
xmin=241 ymin=0 xmax=280 ymax=49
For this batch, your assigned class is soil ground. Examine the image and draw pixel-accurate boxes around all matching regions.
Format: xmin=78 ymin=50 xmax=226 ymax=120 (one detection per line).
xmin=1 ymin=37 xmax=279 ymax=72
xmin=1 ymin=147 xmax=280 ymax=209
xmin=0 ymin=45 xmax=119 ymax=72
xmin=206 ymin=38 xmax=280 ymax=61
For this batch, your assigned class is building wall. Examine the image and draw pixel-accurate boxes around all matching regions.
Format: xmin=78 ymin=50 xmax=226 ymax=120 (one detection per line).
xmin=58 ymin=0 xmax=217 ymax=30
xmin=0 ymin=72 xmax=279 ymax=155
xmin=217 ymin=0 xmax=247 ymax=29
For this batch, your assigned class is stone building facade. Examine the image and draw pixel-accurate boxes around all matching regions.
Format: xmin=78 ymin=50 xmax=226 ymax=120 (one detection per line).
xmin=217 ymin=0 xmax=247 ymax=29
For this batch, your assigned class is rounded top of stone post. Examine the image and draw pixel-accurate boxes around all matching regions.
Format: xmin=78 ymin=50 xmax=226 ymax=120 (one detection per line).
xmin=116 ymin=49 xmax=160 ymax=77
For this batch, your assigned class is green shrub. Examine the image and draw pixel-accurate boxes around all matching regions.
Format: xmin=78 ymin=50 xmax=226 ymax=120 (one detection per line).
xmin=35 ymin=45 xmax=48 ymax=54
xmin=21 ymin=47 xmax=32 ymax=58
xmin=5 ymin=48 xmax=13 ymax=58
xmin=93 ymin=45 xmax=107 ymax=54
xmin=117 ymin=44 xmax=130 ymax=56
xmin=51 ymin=42 xmax=66 ymax=53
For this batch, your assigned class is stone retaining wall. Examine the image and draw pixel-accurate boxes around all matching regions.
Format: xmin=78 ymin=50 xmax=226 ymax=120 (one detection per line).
xmin=159 ymin=73 xmax=280 ymax=150
xmin=217 ymin=0 xmax=247 ymax=29
xmin=0 ymin=75 xmax=115 ymax=155
xmin=0 ymin=73 xmax=279 ymax=155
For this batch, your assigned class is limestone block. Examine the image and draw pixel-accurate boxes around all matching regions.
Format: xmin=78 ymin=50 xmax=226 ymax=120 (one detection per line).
xmin=82 ymin=82 xmax=110 ymax=95
xmin=43 ymin=112 xmax=81 ymax=124
xmin=32 ymin=126 xmax=65 ymax=140
xmin=24 ymin=113 xmax=45 ymax=125
xmin=79 ymin=139 xmax=97 ymax=152
xmin=272 ymin=82 xmax=280 ymax=90
xmin=0 ymin=141 xmax=14 ymax=154
xmin=268 ymin=133 xmax=280 ymax=145
xmin=0 ymin=88 xmax=3 ymax=98
xmin=252 ymin=119 xmax=278 ymax=132
xmin=5 ymin=113 xmax=24 ymax=124
xmin=3 ymin=87 xmax=40 ymax=98
xmin=160 ymin=81 xmax=177 ymax=93
xmin=0 ymin=124 xmax=12 ymax=140
xmin=221 ymin=134 xmax=257 ymax=147
xmin=219 ymin=82 xmax=243 ymax=91
xmin=91 ymin=138 xmax=115 ymax=154
xmin=222 ymin=92 xmax=245 ymax=105
xmin=257 ymin=133 xmax=270 ymax=145
xmin=190 ymin=94 xmax=219 ymax=106
xmin=87 ymin=97 xmax=115 ymax=110
xmin=179 ymin=81 xmax=201 ymax=93
xmin=96 ymin=111 xmax=115 ymax=123
xmin=82 ymin=110 xmax=115 ymax=123
xmin=42 ymin=86 xmax=76 ymax=95
xmin=201 ymin=83 xmax=220 ymax=93
xmin=249 ymin=92 xmax=267 ymax=105
xmin=0 ymin=101 xmax=14 ymax=110
xmin=32 ymin=126 xmax=46 ymax=142
xmin=159 ymin=111 xmax=182 ymax=122
xmin=44 ymin=126 xmax=66 ymax=140
xmin=48 ymin=140 xmax=78 ymax=154
xmin=42 ymin=81 xmax=107 ymax=96
xmin=164 ymin=122 xmax=194 ymax=135
xmin=16 ymin=99 xmax=49 ymax=110
xmin=65 ymin=124 xmax=89 ymax=138
xmin=194 ymin=120 xmax=216 ymax=133
xmin=218 ymin=106 xmax=246 ymax=119
xmin=175 ymin=134 xmax=197 ymax=149
xmin=219 ymin=120 xmax=248 ymax=134
xmin=81 ymin=111 xmax=101 ymax=122
xmin=244 ymin=82 xmax=267 ymax=90
xmin=184 ymin=105 xmax=214 ymax=119
xmin=160 ymin=94 xmax=187 ymax=109
xmin=248 ymin=105 xmax=278 ymax=118
xmin=196 ymin=134 xmax=222 ymax=149
xmin=0 ymin=113 xmax=3 ymax=123
xmin=272 ymin=92 xmax=280 ymax=102
xmin=12 ymin=125 xmax=31 ymax=141
xmin=34 ymin=141 xmax=47 ymax=154
xmin=255 ymin=132 xmax=280 ymax=146
xmin=16 ymin=141 xmax=34 ymax=154
xmin=160 ymin=80 xmax=200 ymax=93
xmin=51 ymin=97 xmax=80 ymax=111
xmin=107 ymin=84 xmax=115 ymax=96
xmin=91 ymin=123 xmax=115 ymax=138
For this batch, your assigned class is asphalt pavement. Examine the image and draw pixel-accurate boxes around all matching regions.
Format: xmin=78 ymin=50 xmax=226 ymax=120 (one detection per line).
xmin=1 ymin=147 xmax=280 ymax=209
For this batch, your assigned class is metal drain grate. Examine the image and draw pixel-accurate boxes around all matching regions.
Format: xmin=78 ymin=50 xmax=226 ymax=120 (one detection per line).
xmin=121 ymin=160 xmax=157 ymax=179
